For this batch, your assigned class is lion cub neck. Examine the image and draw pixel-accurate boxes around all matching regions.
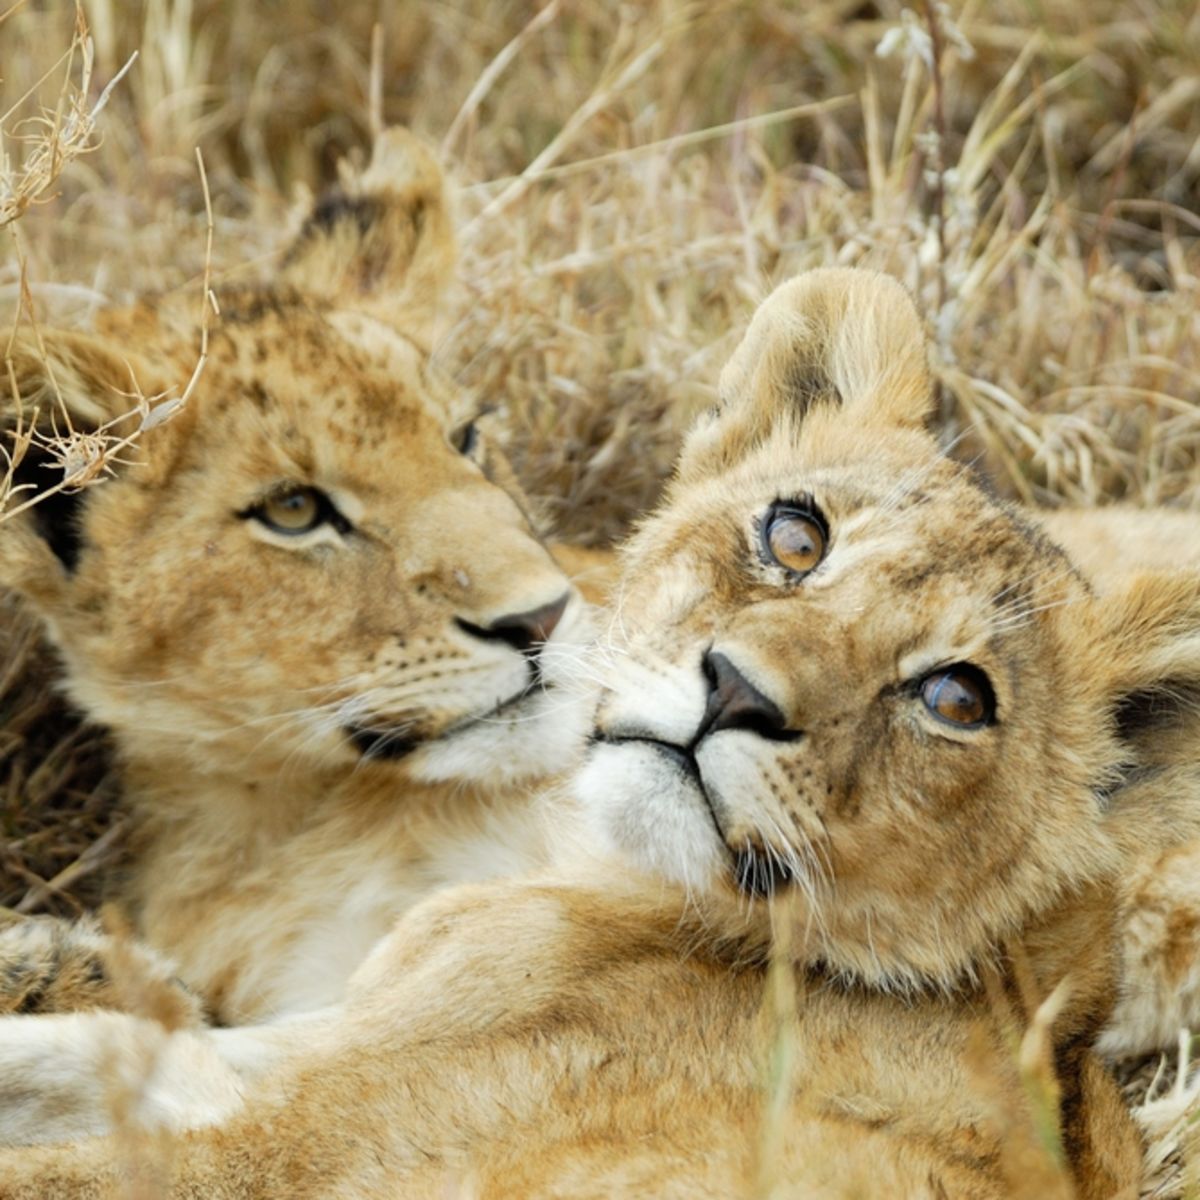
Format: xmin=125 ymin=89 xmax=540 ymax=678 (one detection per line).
xmin=127 ymin=764 xmax=550 ymax=1021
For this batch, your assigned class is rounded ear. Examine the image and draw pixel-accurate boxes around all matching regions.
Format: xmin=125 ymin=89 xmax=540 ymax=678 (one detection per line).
xmin=6 ymin=329 xmax=155 ymax=431
xmin=1077 ymin=569 xmax=1200 ymax=843
xmin=1 ymin=329 xmax=166 ymax=595
xmin=1091 ymin=570 xmax=1200 ymax=753
xmin=679 ymin=268 xmax=933 ymax=478
xmin=278 ymin=127 xmax=456 ymax=346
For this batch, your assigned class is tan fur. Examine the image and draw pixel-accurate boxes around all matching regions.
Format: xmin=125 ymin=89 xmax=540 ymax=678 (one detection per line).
xmin=1042 ymin=507 xmax=1200 ymax=588
xmin=1039 ymin=505 xmax=1200 ymax=1055
xmin=6 ymin=268 xmax=1200 ymax=1196
xmin=0 ymin=130 xmax=602 ymax=1023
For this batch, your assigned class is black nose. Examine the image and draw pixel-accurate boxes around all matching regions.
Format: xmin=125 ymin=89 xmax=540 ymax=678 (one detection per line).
xmin=698 ymin=650 xmax=794 ymax=741
xmin=458 ymin=592 xmax=570 ymax=656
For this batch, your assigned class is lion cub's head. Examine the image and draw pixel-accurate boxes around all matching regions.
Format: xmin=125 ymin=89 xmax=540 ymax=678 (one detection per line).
xmin=578 ymin=268 xmax=1200 ymax=988
xmin=2 ymin=130 xmax=591 ymax=789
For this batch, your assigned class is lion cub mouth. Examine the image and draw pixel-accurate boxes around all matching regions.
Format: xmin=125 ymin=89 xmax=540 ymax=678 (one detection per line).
xmin=591 ymin=731 xmax=801 ymax=899
xmin=346 ymin=681 xmax=556 ymax=763
xmin=345 ymin=726 xmax=422 ymax=761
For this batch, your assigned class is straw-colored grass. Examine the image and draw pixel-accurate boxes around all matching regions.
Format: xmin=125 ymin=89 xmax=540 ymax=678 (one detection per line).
xmin=1 ymin=0 xmax=1197 ymax=1193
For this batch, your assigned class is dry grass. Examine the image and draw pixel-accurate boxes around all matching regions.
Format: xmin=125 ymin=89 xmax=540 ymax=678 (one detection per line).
xmin=0 ymin=0 xmax=1197 ymax=1191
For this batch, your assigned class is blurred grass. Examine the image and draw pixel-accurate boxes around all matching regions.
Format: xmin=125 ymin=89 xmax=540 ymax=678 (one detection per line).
xmin=0 ymin=0 xmax=1197 ymax=1190
xmin=5 ymin=0 xmax=1197 ymax=532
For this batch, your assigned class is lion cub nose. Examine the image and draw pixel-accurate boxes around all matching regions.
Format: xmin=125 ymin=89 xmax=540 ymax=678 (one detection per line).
xmin=698 ymin=651 xmax=794 ymax=740
xmin=458 ymin=592 xmax=570 ymax=656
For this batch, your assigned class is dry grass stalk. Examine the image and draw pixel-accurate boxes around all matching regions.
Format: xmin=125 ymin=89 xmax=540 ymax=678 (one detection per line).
xmin=971 ymin=951 xmax=1075 ymax=1199
xmin=0 ymin=144 xmax=213 ymax=526
xmin=0 ymin=4 xmax=134 ymax=231
xmin=753 ymin=898 xmax=802 ymax=1200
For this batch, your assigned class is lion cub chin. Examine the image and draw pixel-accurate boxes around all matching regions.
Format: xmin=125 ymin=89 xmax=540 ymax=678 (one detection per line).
xmin=5 ymin=267 xmax=1198 ymax=1197
xmin=0 ymin=129 xmax=604 ymax=1025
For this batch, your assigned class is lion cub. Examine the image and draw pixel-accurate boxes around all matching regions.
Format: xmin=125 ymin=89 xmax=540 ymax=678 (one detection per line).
xmin=0 ymin=130 xmax=599 ymax=1024
xmin=5 ymin=268 xmax=1197 ymax=1196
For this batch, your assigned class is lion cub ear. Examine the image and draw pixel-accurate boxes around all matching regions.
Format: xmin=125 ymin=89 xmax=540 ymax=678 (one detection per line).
xmin=1081 ymin=569 xmax=1200 ymax=830
xmin=680 ymin=268 xmax=933 ymax=476
xmin=0 ymin=331 xmax=167 ymax=594
xmin=278 ymin=127 xmax=455 ymax=345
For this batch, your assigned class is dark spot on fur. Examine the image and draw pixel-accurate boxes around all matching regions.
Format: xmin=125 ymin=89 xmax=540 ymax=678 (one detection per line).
xmin=15 ymin=979 xmax=46 ymax=1014
xmin=218 ymin=288 xmax=306 ymax=326
xmin=246 ymin=380 xmax=271 ymax=408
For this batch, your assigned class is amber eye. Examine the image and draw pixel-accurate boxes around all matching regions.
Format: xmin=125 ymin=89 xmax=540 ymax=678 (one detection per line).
xmin=253 ymin=486 xmax=328 ymax=535
xmin=919 ymin=666 xmax=995 ymax=729
xmin=763 ymin=505 xmax=827 ymax=575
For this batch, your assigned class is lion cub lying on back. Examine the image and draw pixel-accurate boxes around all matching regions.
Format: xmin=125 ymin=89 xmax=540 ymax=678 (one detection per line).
xmin=5 ymin=268 xmax=1199 ymax=1198
xmin=0 ymin=129 xmax=599 ymax=1024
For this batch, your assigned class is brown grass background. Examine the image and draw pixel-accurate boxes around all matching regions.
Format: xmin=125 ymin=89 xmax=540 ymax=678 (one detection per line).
xmin=1 ymin=0 xmax=1198 ymax=1190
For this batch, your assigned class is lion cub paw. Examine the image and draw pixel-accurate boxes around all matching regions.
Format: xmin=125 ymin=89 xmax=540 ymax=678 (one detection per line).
xmin=1101 ymin=839 xmax=1200 ymax=1058
xmin=0 ymin=915 xmax=203 ymax=1028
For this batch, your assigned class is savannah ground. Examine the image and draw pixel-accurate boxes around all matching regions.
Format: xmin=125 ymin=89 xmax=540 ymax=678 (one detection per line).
xmin=1 ymin=0 xmax=1198 ymax=1193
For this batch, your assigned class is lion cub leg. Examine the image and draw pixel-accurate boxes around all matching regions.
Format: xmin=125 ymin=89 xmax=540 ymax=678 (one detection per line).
xmin=0 ymin=915 xmax=202 ymax=1025
xmin=0 ymin=998 xmax=340 ymax=1146
xmin=0 ymin=916 xmax=230 ymax=1146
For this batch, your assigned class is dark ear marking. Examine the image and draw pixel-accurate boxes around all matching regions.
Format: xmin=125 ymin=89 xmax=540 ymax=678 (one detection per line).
xmin=787 ymin=367 xmax=841 ymax=413
xmin=1113 ymin=679 xmax=1200 ymax=744
xmin=281 ymin=189 xmax=425 ymax=298
xmin=292 ymin=193 xmax=382 ymax=248
xmin=10 ymin=444 xmax=86 ymax=571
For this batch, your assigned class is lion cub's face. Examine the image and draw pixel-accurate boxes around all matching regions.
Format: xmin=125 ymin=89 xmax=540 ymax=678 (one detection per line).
xmin=4 ymin=131 xmax=591 ymax=787
xmin=578 ymin=270 xmax=1193 ymax=988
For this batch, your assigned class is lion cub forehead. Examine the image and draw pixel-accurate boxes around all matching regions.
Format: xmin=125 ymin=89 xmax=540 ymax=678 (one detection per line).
xmin=202 ymin=300 xmax=457 ymax=424
xmin=818 ymin=471 xmax=1064 ymax=597
xmin=162 ymin=305 xmax=463 ymax=496
xmin=655 ymin=450 xmax=1067 ymax=635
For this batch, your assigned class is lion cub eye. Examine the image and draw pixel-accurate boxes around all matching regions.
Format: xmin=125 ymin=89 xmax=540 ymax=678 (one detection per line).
xmin=247 ymin=486 xmax=344 ymax=536
xmin=920 ymin=666 xmax=995 ymax=728
xmin=763 ymin=504 xmax=827 ymax=575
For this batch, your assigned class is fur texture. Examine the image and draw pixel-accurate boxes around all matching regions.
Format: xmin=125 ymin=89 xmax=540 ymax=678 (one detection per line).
xmin=4 ymin=268 xmax=1199 ymax=1196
